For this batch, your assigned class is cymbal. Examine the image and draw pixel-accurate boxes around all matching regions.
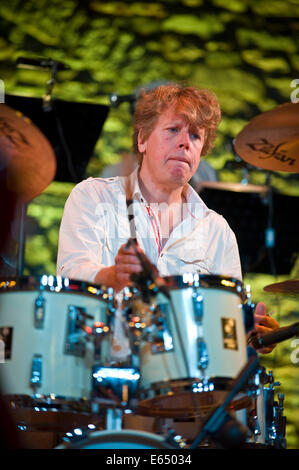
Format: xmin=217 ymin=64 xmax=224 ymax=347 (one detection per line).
xmin=234 ymin=102 xmax=299 ymax=173
xmin=197 ymin=180 xmax=269 ymax=194
xmin=264 ymin=279 xmax=299 ymax=294
xmin=0 ymin=104 xmax=56 ymax=202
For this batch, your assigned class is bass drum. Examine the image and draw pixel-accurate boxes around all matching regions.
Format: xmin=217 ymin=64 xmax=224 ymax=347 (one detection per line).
xmin=0 ymin=275 xmax=113 ymax=404
xmin=57 ymin=429 xmax=176 ymax=449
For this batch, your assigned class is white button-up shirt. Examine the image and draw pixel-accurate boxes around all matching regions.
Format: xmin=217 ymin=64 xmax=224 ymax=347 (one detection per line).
xmin=57 ymin=169 xmax=242 ymax=282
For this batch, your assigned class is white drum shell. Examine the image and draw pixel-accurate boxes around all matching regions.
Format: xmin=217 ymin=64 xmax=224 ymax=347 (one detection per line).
xmin=139 ymin=278 xmax=247 ymax=389
xmin=0 ymin=284 xmax=109 ymax=400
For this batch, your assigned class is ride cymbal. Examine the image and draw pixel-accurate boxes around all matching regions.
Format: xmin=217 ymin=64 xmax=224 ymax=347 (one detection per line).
xmin=0 ymin=103 xmax=56 ymax=202
xmin=196 ymin=180 xmax=269 ymax=194
xmin=264 ymin=279 xmax=299 ymax=294
xmin=234 ymin=102 xmax=299 ymax=173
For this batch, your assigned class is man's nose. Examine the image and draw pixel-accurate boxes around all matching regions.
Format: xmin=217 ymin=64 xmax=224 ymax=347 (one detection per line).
xmin=178 ymin=129 xmax=190 ymax=149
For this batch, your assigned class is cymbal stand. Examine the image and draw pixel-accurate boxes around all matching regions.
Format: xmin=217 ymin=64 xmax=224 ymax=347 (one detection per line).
xmin=43 ymin=61 xmax=58 ymax=112
xmin=264 ymin=172 xmax=277 ymax=277
xmin=16 ymin=201 xmax=27 ymax=278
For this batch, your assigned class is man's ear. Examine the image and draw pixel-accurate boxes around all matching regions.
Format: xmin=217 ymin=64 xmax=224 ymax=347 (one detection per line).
xmin=137 ymin=129 xmax=147 ymax=154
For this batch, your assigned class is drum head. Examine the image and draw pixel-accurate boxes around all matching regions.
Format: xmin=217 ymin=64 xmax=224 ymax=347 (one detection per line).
xmin=58 ymin=430 xmax=175 ymax=449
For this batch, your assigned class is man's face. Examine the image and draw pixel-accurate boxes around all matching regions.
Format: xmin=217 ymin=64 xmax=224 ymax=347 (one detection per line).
xmin=138 ymin=105 xmax=205 ymax=189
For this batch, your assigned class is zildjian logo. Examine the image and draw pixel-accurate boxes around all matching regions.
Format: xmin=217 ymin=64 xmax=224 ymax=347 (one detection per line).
xmin=0 ymin=118 xmax=30 ymax=147
xmin=247 ymin=138 xmax=296 ymax=166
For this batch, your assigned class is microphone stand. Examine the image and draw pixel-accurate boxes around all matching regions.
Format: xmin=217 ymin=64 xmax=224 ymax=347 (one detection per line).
xmin=190 ymin=356 xmax=259 ymax=449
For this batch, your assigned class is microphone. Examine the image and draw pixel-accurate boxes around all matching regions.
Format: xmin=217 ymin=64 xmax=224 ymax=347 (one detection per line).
xmin=16 ymin=57 xmax=70 ymax=71
xmin=109 ymin=93 xmax=136 ymax=107
xmin=250 ymin=322 xmax=299 ymax=349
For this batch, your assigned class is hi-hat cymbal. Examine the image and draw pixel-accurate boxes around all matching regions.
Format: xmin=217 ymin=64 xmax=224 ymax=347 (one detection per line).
xmin=264 ymin=280 xmax=299 ymax=294
xmin=234 ymin=102 xmax=299 ymax=173
xmin=0 ymin=104 xmax=56 ymax=202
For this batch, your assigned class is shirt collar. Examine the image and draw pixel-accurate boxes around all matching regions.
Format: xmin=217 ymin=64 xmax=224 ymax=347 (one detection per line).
xmin=120 ymin=166 xmax=210 ymax=213
xmin=119 ymin=167 xmax=147 ymax=204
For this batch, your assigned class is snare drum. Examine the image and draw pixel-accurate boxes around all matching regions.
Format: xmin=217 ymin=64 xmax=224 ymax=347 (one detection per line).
xmin=139 ymin=274 xmax=247 ymax=387
xmin=0 ymin=275 xmax=113 ymax=404
xmin=135 ymin=274 xmax=248 ymax=416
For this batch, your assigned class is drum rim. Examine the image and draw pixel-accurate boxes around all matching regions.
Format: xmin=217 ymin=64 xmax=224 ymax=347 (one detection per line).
xmin=123 ymin=274 xmax=244 ymax=298
xmin=5 ymin=393 xmax=91 ymax=412
xmin=137 ymin=377 xmax=251 ymax=419
xmin=0 ymin=275 xmax=114 ymax=299
xmin=160 ymin=273 xmax=243 ymax=297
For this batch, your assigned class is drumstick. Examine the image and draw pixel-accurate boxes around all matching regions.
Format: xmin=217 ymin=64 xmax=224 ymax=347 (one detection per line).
xmin=124 ymin=171 xmax=160 ymax=283
xmin=124 ymin=162 xmax=137 ymax=244
xmin=124 ymin=172 xmax=192 ymax=381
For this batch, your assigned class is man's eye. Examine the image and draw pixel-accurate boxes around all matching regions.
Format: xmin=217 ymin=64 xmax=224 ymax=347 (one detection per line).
xmin=190 ymin=132 xmax=200 ymax=140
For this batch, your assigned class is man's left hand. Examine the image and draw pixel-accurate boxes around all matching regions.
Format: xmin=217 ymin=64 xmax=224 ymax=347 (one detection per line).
xmin=249 ymin=301 xmax=280 ymax=354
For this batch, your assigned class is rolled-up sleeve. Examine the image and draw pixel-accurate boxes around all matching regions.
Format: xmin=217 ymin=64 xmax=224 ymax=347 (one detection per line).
xmin=56 ymin=184 xmax=107 ymax=283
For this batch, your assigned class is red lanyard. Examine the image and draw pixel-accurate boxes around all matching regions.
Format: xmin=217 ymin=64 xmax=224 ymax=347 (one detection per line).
xmin=145 ymin=205 xmax=162 ymax=256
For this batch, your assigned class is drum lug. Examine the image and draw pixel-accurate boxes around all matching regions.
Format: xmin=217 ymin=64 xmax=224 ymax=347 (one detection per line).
xmin=275 ymin=393 xmax=287 ymax=448
xmin=149 ymin=304 xmax=174 ymax=354
xmin=247 ymin=406 xmax=262 ymax=441
xmin=192 ymin=291 xmax=203 ymax=322
xmin=106 ymin=408 xmax=123 ymax=431
xmin=242 ymin=285 xmax=255 ymax=334
xmin=164 ymin=428 xmax=187 ymax=449
xmin=64 ymin=305 xmax=90 ymax=357
xmin=197 ymin=338 xmax=209 ymax=370
xmin=30 ymin=353 xmax=42 ymax=390
xmin=34 ymin=294 xmax=46 ymax=329
xmin=193 ymin=288 xmax=208 ymax=371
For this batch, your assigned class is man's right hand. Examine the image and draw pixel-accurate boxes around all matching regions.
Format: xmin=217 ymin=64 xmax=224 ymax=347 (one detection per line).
xmin=94 ymin=242 xmax=143 ymax=291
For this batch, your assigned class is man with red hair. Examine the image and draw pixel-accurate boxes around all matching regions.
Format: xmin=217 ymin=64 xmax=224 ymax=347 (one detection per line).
xmin=57 ymin=83 xmax=278 ymax=352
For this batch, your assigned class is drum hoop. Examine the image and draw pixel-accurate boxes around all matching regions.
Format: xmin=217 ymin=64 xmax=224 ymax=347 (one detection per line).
xmin=5 ymin=393 xmax=91 ymax=412
xmin=0 ymin=275 xmax=113 ymax=301
xmin=161 ymin=274 xmax=244 ymax=298
xmin=142 ymin=376 xmax=235 ymax=392
xmin=61 ymin=429 xmax=175 ymax=449
xmin=137 ymin=377 xmax=251 ymax=419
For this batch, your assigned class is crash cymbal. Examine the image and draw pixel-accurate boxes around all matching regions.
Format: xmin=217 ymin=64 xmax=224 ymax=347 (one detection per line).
xmin=197 ymin=180 xmax=269 ymax=194
xmin=264 ymin=279 xmax=299 ymax=294
xmin=0 ymin=104 xmax=56 ymax=202
xmin=234 ymin=102 xmax=299 ymax=173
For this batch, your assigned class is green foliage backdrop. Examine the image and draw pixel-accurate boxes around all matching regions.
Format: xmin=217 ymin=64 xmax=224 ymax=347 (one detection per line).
xmin=1 ymin=0 xmax=299 ymax=448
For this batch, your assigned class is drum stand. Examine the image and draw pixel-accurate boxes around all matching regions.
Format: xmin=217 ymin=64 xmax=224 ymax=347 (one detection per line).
xmin=190 ymin=356 xmax=259 ymax=449
xmin=106 ymin=408 xmax=123 ymax=431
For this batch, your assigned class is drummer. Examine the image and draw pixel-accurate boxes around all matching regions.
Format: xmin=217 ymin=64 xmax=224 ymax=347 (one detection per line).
xmin=56 ymin=83 xmax=279 ymax=354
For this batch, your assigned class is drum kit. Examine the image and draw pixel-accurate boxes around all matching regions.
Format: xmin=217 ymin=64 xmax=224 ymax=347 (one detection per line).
xmin=0 ymin=95 xmax=298 ymax=450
